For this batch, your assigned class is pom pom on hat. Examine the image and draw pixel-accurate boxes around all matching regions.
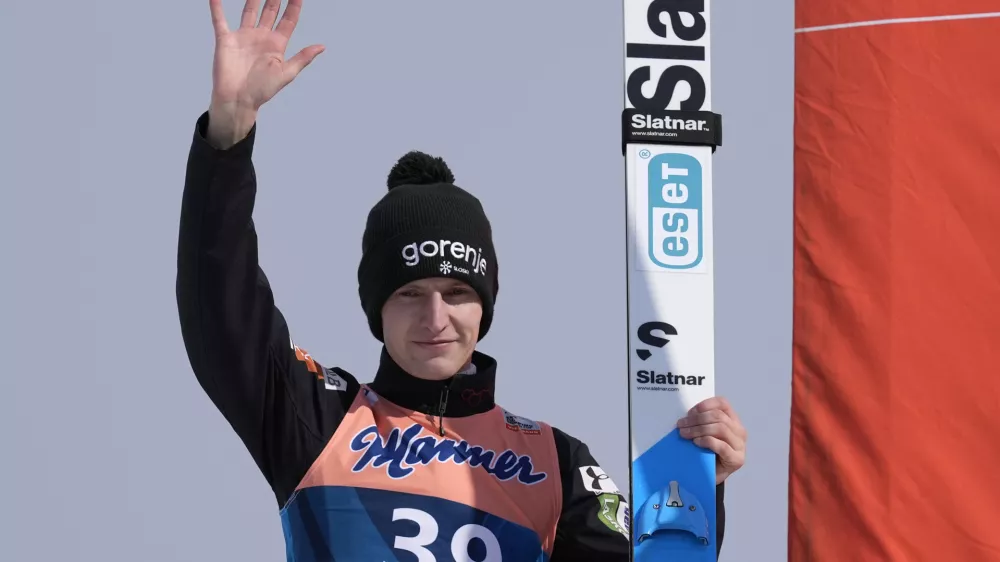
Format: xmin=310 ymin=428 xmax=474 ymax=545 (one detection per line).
xmin=386 ymin=150 xmax=456 ymax=190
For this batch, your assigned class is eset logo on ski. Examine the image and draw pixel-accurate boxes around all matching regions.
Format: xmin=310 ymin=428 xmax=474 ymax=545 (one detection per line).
xmin=644 ymin=153 xmax=704 ymax=271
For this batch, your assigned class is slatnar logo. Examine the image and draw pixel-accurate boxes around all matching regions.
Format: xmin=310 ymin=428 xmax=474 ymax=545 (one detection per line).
xmin=634 ymin=321 xmax=705 ymax=390
xmin=624 ymin=0 xmax=709 ymax=115
xmin=401 ymin=239 xmax=488 ymax=276
xmin=635 ymin=320 xmax=677 ymax=360
xmin=631 ymin=113 xmax=709 ymax=133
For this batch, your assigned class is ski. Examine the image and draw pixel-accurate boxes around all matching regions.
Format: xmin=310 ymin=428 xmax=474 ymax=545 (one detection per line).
xmin=621 ymin=1 xmax=722 ymax=560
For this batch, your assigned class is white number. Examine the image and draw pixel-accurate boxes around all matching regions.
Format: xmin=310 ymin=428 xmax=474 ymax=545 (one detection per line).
xmin=451 ymin=523 xmax=502 ymax=562
xmin=391 ymin=508 xmax=502 ymax=562
xmin=393 ymin=508 xmax=438 ymax=562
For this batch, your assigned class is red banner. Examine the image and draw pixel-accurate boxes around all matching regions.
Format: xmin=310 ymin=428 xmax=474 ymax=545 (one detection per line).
xmin=790 ymin=6 xmax=1000 ymax=561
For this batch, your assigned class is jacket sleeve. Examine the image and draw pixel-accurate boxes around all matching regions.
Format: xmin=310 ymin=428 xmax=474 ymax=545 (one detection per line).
xmin=549 ymin=427 xmax=727 ymax=561
xmin=175 ymin=111 xmax=360 ymax=508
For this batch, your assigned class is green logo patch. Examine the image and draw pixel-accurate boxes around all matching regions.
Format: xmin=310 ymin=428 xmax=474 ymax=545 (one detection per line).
xmin=596 ymin=493 xmax=630 ymax=538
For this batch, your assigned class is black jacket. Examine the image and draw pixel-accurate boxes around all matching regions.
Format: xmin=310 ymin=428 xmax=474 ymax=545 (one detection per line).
xmin=175 ymin=111 xmax=725 ymax=560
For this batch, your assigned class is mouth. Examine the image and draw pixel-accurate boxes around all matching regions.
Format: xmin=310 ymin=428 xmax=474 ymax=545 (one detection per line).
xmin=415 ymin=340 xmax=456 ymax=348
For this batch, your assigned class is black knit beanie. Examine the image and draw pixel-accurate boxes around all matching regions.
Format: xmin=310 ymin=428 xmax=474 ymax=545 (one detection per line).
xmin=357 ymin=151 xmax=499 ymax=342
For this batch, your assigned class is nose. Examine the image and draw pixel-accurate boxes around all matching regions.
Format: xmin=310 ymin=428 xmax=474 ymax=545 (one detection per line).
xmin=420 ymin=291 xmax=450 ymax=333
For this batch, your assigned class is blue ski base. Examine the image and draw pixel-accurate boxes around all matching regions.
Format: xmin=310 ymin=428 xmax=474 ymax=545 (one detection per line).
xmin=632 ymin=428 xmax=717 ymax=561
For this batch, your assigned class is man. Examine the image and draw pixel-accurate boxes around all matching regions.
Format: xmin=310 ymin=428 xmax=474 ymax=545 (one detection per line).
xmin=176 ymin=0 xmax=749 ymax=560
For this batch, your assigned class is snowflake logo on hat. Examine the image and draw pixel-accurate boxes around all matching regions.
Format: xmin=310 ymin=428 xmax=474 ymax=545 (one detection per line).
xmin=439 ymin=261 xmax=453 ymax=275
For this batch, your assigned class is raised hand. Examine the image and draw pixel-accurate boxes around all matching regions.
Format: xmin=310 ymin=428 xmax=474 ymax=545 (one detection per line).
xmin=206 ymin=0 xmax=325 ymax=148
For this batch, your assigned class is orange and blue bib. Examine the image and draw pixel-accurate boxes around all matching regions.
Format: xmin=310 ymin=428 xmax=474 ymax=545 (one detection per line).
xmin=280 ymin=386 xmax=563 ymax=561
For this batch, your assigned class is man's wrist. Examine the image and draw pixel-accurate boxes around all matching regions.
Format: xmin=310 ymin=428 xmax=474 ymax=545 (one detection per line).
xmin=206 ymin=101 xmax=258 ymax=150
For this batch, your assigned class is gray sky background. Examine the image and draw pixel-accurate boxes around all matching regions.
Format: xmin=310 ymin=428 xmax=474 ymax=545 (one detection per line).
xmin=2 ymin=0 xmax=793 ymax=559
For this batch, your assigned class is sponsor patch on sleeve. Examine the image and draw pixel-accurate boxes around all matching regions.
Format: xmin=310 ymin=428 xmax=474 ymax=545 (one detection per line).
xmin=596 ymin=492 xmax=631 ymax=539
xmin=579 ymin=465 xmax=621 ymax=495
xmin=323 ymin=367 xmax=346 ymax=392
xmin=501 ymin=408 xmax=541 ymax=435
xmin=290 ymin=336 xmax=344 ymax=391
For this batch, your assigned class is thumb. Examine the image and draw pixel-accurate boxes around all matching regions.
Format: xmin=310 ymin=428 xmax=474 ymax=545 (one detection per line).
xmin=282 ymin=44 xmax=325 ymax=85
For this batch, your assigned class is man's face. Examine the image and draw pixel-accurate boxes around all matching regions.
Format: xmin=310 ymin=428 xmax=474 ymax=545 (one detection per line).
xmin=381 ymin=277 xmax=482 ymax=381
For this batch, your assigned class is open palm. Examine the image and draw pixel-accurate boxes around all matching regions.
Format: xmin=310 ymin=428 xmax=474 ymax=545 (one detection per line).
xmin=209 ymin=0 xmax=324 ymax=112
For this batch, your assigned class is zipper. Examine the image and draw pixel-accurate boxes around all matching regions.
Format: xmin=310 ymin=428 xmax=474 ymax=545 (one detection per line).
xmin=437 ymin=385 xmax=450 ymax=436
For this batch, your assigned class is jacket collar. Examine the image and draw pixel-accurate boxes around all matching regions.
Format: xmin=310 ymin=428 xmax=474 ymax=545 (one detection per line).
xmin=368 ymin=347 xmax=497 ymax=418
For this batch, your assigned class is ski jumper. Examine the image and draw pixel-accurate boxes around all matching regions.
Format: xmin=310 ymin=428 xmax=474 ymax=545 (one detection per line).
xmin=175 ymin=111 xmax=727 ymax=561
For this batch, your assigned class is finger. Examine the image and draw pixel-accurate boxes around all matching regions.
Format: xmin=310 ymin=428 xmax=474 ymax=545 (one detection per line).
xmin=692 ymin=435 xmax=738 ymax=461
xmin=240 ymin=0 xmax=263 ymax=28
xmin=275 ymin=0 xmax=303 ymax=38
xmin=677 ymin=409 xmax=729 ymax=428
xmin=679 ymin=408 xmax=748 ymax=442
xmin=689 ymin=396 xmax=729 ymax=415
xmin=715 ymin=396 xmax=742 ymax=426
xmin=258 ymin=0 xmax=282 ymax=29
xmin=679 ymin=422 xmax=744 ymax=451
xmin=209 ymin=0 xmax=230 ymax=35
xmin=282 ymin=44 xmax=325 ymax=84
xmin=690 ymin=396 xmax=742 ymax=426
xmin=680 ymin=421 xmax=732 ymax=441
